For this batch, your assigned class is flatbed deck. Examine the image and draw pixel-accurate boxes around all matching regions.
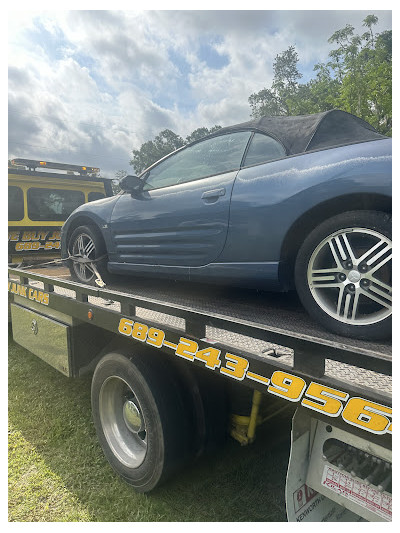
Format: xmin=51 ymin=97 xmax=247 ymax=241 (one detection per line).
xmin=21 ymin=264 xmax=391 ymax=355
xmin=10 ymin=263 xmax=391 ymax=398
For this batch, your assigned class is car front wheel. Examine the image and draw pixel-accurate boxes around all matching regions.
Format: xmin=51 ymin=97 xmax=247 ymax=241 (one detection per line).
xmin=67 ymin=224 xmax=110 ymax=285
xmin=295 ymin=210 xmax=391 ymax=340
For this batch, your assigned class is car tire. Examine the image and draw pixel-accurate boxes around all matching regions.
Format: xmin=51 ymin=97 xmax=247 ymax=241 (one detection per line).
xmin=295 ymin=210 xmax=391 ymax=340
xmin=67 ymin=224 xmax=110 ymax=285
xmin=91 ymin=349 xmax=194 ymax=492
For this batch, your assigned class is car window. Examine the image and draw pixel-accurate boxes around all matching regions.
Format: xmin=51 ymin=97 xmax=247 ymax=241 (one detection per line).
xmin=27 ymin=188 xmax=85 ymax=221
xmin=8 ymin=186 xmax=24 ymax=221
xmin=88 ymin=191 xmax=105 ymax=202
xmin=243 ymin=133 xmax=286 ymax=167
xmin=143 ymin=131 xmax=252 ymax=190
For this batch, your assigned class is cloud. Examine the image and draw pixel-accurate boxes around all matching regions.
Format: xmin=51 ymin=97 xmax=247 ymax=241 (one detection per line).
xmin=8 ymin=10 xmax=392 ymax=177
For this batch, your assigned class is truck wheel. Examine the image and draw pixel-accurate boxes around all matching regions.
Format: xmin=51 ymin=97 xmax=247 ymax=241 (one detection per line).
xmin=295 ymin=210 xmax=391 ymax=340
xmin=67 ymin=224 xmax=110 ymax=285
xmin=91 ymin=350 xmax=193 ymax=492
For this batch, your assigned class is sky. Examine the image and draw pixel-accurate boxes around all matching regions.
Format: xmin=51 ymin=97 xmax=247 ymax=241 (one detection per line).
xmin=8 ymin=7 xmax=392 ymax=179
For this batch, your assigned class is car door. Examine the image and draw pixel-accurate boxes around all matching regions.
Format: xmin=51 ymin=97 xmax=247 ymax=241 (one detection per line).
xmin=110 ymin=131 xmax=252 ymax=267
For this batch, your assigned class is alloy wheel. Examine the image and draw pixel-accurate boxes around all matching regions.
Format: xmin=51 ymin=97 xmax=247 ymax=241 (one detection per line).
xmin=307 ymin=227 xmax=392 ymax=326
xmin=71 ymin=232 xmax=96 ymax=283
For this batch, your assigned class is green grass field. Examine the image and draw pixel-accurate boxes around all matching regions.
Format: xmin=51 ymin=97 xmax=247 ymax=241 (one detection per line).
xmin=8 ymin=333 xmax=294 ymax=522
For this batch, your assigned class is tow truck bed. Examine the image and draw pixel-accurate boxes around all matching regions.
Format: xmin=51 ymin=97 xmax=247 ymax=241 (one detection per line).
xmin=15 ymin=264 xmax=392 ymax=352
xmin=14 ymin=264 xmax=391 ymax=385
xmin=8 ymin=263 xmax=392 ymax=522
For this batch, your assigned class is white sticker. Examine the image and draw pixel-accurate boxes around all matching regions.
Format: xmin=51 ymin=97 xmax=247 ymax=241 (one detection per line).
xmin=321 ymin=464 xmax=391 ymax=520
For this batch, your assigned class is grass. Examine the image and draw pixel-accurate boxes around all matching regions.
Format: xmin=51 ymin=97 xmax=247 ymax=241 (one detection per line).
xmin=8 ymin=332 xmax=294 ymax=522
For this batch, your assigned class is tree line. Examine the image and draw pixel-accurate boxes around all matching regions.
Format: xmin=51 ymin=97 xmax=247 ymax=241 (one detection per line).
xmin=126 ymin=15 xmax=391 ymax=176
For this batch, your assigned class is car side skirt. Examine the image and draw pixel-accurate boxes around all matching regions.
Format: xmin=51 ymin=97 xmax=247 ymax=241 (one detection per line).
xmin=107 ymin=261 xmax=283 ymax=290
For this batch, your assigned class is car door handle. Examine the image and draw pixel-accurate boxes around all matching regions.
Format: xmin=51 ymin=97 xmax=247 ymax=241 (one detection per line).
xmin=201 ymin=188 xmax=226 ymax=200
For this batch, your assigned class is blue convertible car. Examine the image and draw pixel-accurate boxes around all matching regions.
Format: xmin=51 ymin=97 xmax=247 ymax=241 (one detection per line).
xmin=61 ymin=110 xmax=392 ymax=340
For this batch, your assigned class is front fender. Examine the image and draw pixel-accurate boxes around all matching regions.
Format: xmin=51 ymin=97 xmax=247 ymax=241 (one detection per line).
xmin=61 ymin=195 xmax=120 ymax=258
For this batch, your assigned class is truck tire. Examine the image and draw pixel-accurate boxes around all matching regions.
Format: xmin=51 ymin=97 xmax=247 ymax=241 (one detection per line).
xmin=67 ymin=224 xmax=110 ymax=285
xmin=91 ymin=349 xmax=194 ymax=492
xmin=179 ymin=364 xmax=228 ymax=458
xmin=295 ymin=210 xmax=391 ymax=340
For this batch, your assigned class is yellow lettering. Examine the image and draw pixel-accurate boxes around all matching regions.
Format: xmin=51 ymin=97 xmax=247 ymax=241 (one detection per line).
xmin=9 ymin=282 xmax=48 ymax=304
xmin=33 ymin=231 xmax=48 ymax=241
xmin=8 ymin=231 xmax=20 ymax=241
xmin=49 ymin=231 xmax=61 ymax=240
xmin=18 ymin=285 xmax=27 ymax=297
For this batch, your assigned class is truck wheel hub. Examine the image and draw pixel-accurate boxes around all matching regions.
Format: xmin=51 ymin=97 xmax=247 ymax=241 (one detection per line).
xmin=123 ymin=399 xmax=143 ymax=433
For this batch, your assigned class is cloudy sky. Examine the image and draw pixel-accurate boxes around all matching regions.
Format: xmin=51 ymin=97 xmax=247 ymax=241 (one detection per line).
xmin=8 ymin=8 xmax=392 ymax=178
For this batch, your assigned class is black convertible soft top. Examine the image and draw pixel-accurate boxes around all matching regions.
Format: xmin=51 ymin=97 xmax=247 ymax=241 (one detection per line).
xmin=215 ymin=109 xmax=386 ymax=155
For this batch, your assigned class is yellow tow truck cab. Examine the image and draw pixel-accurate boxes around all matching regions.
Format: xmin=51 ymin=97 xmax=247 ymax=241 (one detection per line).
xmin=8 ymin=158 xmax=113 ymax=263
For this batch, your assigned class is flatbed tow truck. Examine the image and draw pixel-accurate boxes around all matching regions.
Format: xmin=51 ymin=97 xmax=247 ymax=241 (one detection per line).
xmin=8 ymin=263 xmax=392 ymax=522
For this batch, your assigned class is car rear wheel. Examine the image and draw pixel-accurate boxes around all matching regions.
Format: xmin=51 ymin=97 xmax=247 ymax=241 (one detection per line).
xmin=295 ymin=210 xmax=391 ymax=340
xmin=67 ymin=224 xmax=110 ymax=285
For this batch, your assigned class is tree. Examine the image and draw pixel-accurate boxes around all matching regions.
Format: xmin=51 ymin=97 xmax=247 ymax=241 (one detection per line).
xmin=249 ymin=88 xmax=282 ymax=117
xmin=300 ymin=63 xmax=341 ymax=113
xmin=248 ymin=15 xmax=391 ymax=135
xmin=185 ymin=125 xmax=222 ymax=144
xmin=271 ymin=45 xmax=302 ymax=115
xmin=130 ymin=125 xmax=222 ymax=174
xmin=112 ymin=169 xmax=127 ymax=194
xmin=130 ymin=129 xmax=185 ymax=174
xmin=363 ymin=30 xmax=392 ymax=134
xmin=326 ymin=16 xmax=391 ymax=134
xmin=249 ymin=45 xmax=302 ymax=117
xmin=249 ymin=44 xmax=340 ymax=118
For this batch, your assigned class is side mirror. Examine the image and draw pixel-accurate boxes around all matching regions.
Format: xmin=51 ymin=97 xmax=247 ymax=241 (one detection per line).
xmin=119 ymin=175 xmax=143 ymax=193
